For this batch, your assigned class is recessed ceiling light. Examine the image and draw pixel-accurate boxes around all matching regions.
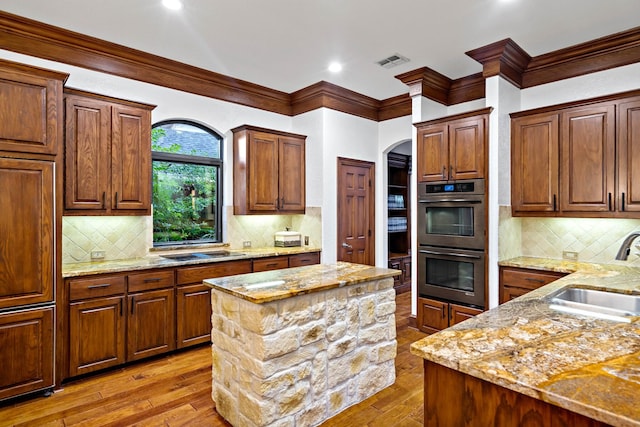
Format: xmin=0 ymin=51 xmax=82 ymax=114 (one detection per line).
xmin=328 ymin=62 xmax=343 ymax=73
xmin=162 ymin=0 xmax=183 ymax=10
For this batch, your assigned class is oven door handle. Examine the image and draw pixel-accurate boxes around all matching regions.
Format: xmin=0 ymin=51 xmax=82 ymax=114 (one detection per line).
xmin=419 ymin=249 xmax=482 ymax=260
xmin=418 ymin=199 xmax=482 ymax=204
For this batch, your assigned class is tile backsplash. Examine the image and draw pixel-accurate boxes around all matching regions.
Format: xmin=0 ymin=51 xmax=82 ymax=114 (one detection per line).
xmin=62 ymin=207 xmax=322 ymax=263
xmin=62 ymin=216 xmax=152 ymax=263
xmin=499 ymin=206 xmax=640 ymax=266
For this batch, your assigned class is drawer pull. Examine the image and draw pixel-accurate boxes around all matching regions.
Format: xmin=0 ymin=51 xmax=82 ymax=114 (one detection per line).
xmin=88 ymin=283 xmax=111 ymax=289
xmin=143 ymin=278 xmax=162 ymax=283
xmin=266 ymin=263 xmax=278 ymax=267
xmin=525 ymin=278 xmax=545 ymax=284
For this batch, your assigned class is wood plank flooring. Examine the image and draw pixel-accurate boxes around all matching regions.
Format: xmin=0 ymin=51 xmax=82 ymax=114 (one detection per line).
xmin=0 ymin=292 xmax=426 ymax=426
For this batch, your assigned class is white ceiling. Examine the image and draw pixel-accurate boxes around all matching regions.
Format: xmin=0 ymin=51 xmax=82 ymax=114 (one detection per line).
xmin=1 ymin=0 xmax=639 ymax=100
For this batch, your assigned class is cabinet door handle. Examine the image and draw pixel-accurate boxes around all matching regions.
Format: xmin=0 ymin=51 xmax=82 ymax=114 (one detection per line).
xmin=281 ymin=197 xmax=285 ymax=208
xmin=449 ymin=165 xmax=453 ymax=179
xmin=622 ymin=192 xmax=626 ymax=211
xmin=442 ymin=307 xmax=446 ymax=319
xmin=120 ymin=299 xmax=123 ymax=316
xmin=115 ymin=192 xmax=118 ymax=209
xmin=88 ymin=283 xmax=111 ymax=289
xmin=442 ymin=166 xmax=446 ymax=179
xmin=275 ymin=198 xmax=279 ymax=210
xmin=553 ymin=194 xmax=557 ymax=211
xmin=608 ymin=192 xmax=612 ymax=211
xmin=130 ymin=297 xmax=134 ymax=315
xmin=102 ymin=191 xmax=106 ymax=209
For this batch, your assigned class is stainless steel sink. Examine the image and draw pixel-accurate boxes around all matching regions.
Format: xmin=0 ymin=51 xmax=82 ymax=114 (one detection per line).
xmin=548 ymin=287 xmax=640 ymax=322
xmin=159 ymin=250 xmax=242 ymax=261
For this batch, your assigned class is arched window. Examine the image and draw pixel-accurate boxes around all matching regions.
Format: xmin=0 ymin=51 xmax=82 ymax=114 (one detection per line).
xmin=151 ymin=120 xmax=223 ymax=245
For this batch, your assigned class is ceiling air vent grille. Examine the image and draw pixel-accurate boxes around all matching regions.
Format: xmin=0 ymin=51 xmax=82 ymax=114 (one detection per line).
xmin=376 ymin=53 xmax=410 ymax=69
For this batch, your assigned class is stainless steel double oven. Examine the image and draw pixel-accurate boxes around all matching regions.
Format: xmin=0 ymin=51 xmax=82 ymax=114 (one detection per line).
xmin=417 ymin=179 xmax=485 ymax=308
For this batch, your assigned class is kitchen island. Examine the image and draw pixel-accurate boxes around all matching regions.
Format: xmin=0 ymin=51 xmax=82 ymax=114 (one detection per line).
xmin=411 ymin=258 xmax=640 ymax=427
xmin=203 ymin=262 xmax=400 ymax=427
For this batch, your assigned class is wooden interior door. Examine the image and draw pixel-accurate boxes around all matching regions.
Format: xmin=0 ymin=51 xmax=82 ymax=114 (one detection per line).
xmin=337 ymin=158 xmax=375 ymax=265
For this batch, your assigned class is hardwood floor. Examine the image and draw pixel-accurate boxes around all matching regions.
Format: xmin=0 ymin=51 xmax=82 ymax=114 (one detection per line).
xmin=0 ymin=292 xmax=426 ymax=426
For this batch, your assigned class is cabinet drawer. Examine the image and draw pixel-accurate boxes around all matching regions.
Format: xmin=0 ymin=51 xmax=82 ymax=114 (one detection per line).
xmin=176 ymin=260 xmax=253 ymax=285
xmin=253 ymin=256 xmax=289 ymax=272
xmin=500 ymin=267 xmax=566 ymax=291
xmin=128 ymin=269 xmax=175 ymax=293
xmin=289 ymin=252 xmax=320 ymax=267
xmin=68 ymin=275 xmax=126 ymax=301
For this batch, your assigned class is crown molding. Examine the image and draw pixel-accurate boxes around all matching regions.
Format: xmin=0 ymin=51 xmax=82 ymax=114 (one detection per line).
xmin=378 ymin=94 xmax=412 ymax=121
xmin=465 ymin=38 xmax=531 ymax=87
xmin=290 ymin=81 xmax=381 ymax=121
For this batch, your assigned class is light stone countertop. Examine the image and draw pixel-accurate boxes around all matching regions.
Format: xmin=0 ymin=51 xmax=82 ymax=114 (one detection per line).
xmin=411 ymin=257 xmax=640 ymax=427
xmin=203 ymin=261 xmax=400 ymax=303
xmin=61 ymin=246 xmax=322 ymax=278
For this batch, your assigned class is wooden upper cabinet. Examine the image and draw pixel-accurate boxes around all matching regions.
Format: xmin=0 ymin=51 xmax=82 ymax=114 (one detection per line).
xmin=0 ymin=59 xmax=67 ymax=156
xmin=510 ymin=93 xmax=640 ymax=218
xmin=415 ymin=109 xmax=489 ymax=183
xmin=64 ymin=89 xmax=154 ymax=215
xmin=618 ymin=97 xmax=640 ymax=213
xmin=0 ymin=157 xmax=54 ymax=310
xmin=560 ymin=103 xmax=616 ymax=213
xmin=511 ymin=112 xmax=560 ymax=214
xmin=233 ymin=125 xmax=306 ymax=214
xmin=449 ymin=116 xmax=485 ymax=180
xmin=416 ymin=123 xmax=448 ymax=181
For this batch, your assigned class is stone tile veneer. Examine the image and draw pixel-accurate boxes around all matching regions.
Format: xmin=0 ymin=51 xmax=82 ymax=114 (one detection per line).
xmin=209 ymin=278 xmax=397 ymax=427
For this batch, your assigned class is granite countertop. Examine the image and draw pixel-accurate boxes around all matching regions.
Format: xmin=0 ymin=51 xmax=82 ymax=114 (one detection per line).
xmin=203 ymin=261 xmax=400 ymax=304
xmin=411 ymin=257 xmax=640 ymax=427
xmin=61 ymin=246 xmax=322 ymax=278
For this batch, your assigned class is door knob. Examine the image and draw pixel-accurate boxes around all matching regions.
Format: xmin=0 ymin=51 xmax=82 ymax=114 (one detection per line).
xmin=342 ymin=242 xmax=353 ymax=249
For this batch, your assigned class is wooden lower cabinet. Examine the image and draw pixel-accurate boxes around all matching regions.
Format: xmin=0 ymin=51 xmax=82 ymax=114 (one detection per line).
xmin=64 ymin=253 xmax=321 ymax=380
xmin=423 ymin=360 xmax=608 ymax=426
xmin=417 ymin=297 xmax=482 ymax=335
xmin=0 ymin=307 xmax=54 ymax=400
xmin=127 ymin=288 xmax=175 ymax=361
xmin=69 ymin=296 xmax=125 ymax=377
xmin=499 ymin=266 xmax=567 ymax=304
xmin=388 ymin=254 xmax=411 ymax=294
xmin=176 ymin=284 xmax=213 ymax=349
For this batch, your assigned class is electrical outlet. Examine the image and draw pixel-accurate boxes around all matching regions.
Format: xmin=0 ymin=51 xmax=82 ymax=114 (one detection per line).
xmin=243 ymin=241 xmax=252 ymax=248
xmin=562 ymin=251 xmax=578 ymax=261
xmin=91 ymin=250 xmax=106 ymax=260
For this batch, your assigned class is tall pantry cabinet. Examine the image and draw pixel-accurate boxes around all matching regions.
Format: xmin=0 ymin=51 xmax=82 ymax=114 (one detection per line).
xmin=0 ymin=59 xmax=67 ymax=400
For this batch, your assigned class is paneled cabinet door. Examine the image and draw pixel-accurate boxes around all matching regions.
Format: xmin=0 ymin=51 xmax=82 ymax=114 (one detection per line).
xmin=417 ymin=297 xmax=448 ymax=335
xmin=450 ymin=303 xmax=482 ymax=326
xmin=618 ymin=98 xmax=640 ymax=213
xmin=64 ymin=89 xmax=153 ymax=214
xmin=278 ymin=135 xmax=305 ymax=212
xmin=416 ymin=114 xmax=486 ymax=182
xmin=233 ymin=126 xmax=306 ymax=214
xmin=560 ymin=103 xmax=616 ymax=213
xmin=416 ymin=123 xmax=448 ymax=182
xmin=176 ymin=284 xmax=212 ymax=349
xmin=0 ymin=61 xmax=65 ymax=155
xmin=0 ymin=157 xmax=54 ymax=309
xmin=69 ymin=296 xmax=125 ymax=377
xmin=449 ymin=116 xmax=485 ymax=181
xmin=0 ymin=307 xmax=54 ymax=400
xmin=64 ymin=95 xmax=111 ymax=210
xmin=127 ymin=288 xmax=175 ymax=361
xmin=511 ymin=113 xmax=560 ymax=214
xmin=248 ymin=131 xmax=280 ymax=212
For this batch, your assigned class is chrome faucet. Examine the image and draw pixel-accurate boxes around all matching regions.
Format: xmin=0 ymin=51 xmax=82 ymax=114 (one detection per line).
xmin=615 ymin=232 xmax=640 ymax=260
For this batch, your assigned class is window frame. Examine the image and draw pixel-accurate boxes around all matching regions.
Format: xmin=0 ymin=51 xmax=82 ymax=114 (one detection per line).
xmin=151 ymin=119 xmax=224 ymax=246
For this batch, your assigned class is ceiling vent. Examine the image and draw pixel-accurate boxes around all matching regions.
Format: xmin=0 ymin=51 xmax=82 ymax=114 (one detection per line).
xmin=376 ymin=53 xmax=410 ymax=69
